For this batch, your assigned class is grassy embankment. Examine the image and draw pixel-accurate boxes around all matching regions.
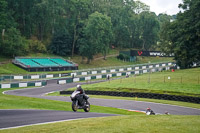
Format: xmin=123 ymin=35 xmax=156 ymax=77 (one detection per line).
xmin=66 ymin=67 xmax=200 ymax=97
xmin=0 ymin=50 xmax=174 ymax=74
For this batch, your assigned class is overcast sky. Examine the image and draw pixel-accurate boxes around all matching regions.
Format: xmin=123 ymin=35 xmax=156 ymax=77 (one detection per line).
xmin=139 ymin=0 xmax=183 ymax=15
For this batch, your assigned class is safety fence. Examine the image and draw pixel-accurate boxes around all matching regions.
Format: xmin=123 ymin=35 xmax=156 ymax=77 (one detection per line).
xmin=58 ymin=62 xmax=176 ymax=84
xmin=72 ymin=61 xmax=176 ymax=74
xmin=0 ymin=80 xmax=47 ymax=89
xmin=0 ymin=61 xmax=176 ymax=88
xmin=70 ymin=62 xmax=176 ymax=77
xmin=60 ymin=90 xmax=200 ymax=104
xmin=0 ymin=73 xmax=61 ymax=80
xmin=0 ymin=61 xmax=175 ymax=83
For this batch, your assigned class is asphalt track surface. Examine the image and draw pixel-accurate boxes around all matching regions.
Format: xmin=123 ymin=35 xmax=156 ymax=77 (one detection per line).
xmin=1 ymin=80 xmax=200 ymax=129
xmin=0 ymin=110 xmax=115 ymax=129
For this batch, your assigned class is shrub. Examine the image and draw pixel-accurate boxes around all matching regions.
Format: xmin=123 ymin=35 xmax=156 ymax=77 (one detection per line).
xmin=117 ymin=53 xmax=130 ymax=61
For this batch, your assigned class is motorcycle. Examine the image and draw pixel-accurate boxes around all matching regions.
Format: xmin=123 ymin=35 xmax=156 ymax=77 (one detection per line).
xmin=70 ymin=90 xmax=90 ymax=112
xmin=146 ymin=108 xmax=155 ymax=115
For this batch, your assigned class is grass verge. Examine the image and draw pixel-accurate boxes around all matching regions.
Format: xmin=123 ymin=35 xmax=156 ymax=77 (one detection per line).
xmin=66 ymin=68 xmax=200 ymax=97
xmin=1 ymin=115 xmax=200 ymax=133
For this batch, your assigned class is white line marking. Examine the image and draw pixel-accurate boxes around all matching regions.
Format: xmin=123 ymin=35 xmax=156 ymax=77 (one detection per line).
xmin=42 ymin=91 xmax=56 ymax=96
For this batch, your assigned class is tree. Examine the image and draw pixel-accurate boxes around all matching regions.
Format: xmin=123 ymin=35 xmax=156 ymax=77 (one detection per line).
xmin=6 ymin=0 xmax=36 ymax=38
xmin=161 ymin=0 xmax=200 ymax=68
xmin=65 ymin=0 xmax=91 ymax=57
xmin=79 ymin=12 xmax=113 ymax=63
xmin=138 ymin=12 xmax=160 ymax=50
xmin=49 ymin=29 xmax=72 ymax=56
xmin=159 ymin=21 xmax=172 ymax=54
xmin=1 ymin=27 xmax=29 ymax=57
xmin=1 ymin=0 xmax=165 ymax=58
xmin=0 ymin=0 xmax=8 ymax=46
xmin=157 ymin=13 xmax=171 ymax=29
xmin=0 ymin=0 xmax=19 ymax=55
xmin=29 ymin=39 xmax=47 ymax=53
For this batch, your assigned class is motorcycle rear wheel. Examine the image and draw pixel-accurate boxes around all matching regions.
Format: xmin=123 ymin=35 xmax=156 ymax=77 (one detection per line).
xmin=72 ymin=101 xmax=78 ymax=112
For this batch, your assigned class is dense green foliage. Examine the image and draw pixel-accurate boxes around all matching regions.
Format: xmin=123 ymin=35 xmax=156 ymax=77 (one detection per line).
xmin=160 ymin=0 xmax=200 ymax=68
xmin=0 ymin=0 xmax=162 ymax=59
xmin=117 ymin=53 xmax=131 ymax=61
xmin=0 ymin=0 xmax=198 ymax=67
xmin=49 ymin=29 xmax=72 ymax=56
xmin=79 ymin=12 xmax=113 ymax=63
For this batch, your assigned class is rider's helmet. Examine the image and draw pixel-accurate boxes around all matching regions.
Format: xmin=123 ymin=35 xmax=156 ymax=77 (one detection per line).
xmin=77 ymin=84 xmax=81 ymax=89
xmin=146 ymin=107 xmax=151 ymax=110
xmin=76 ymin=84 xmax=83 ymax=94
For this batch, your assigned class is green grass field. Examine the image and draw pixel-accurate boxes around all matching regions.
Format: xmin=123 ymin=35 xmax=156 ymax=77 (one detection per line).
xmin=1 ymin=54 xmax=199 ymax=132
xmin=67 ymin=68 xmax=200 ymax=97
xmin=0 ymin=68 xmax=200 ymax=132
xmin=1 ymin=115 xmax=199 ymax=133
xmin=1 ymin=87 xmax=200 ymax=132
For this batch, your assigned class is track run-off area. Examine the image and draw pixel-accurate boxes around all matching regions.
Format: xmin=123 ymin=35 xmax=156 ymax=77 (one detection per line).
xmin=1 ymin=80 xmax=200 ymax=129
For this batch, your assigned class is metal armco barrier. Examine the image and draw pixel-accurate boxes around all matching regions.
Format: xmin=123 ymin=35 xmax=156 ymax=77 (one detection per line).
xmin=0 ymin=81 xmax=47 ymax=89
xmin=60 ymin=90 xmax=200 ymax=104
xmin=0 ymin=74 xmax=62 ymax=81
xmin=58 ymin=62 xmax=176 ymax=85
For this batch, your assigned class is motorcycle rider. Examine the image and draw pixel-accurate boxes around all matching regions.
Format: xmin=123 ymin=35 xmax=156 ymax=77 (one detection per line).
xmin=146 ymin=107 xmax=155 ymax=115
xmin=76 ymin=84 xmax=89 ymax=104
xmin=76 ymin=84 xmax=84 ymax=93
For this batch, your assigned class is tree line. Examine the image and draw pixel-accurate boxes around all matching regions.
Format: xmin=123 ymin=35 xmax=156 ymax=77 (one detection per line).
xmin=0 ymin=0 xmax=199 ymax=67
xmin=159 ymin=0 xmax=200 ymax=68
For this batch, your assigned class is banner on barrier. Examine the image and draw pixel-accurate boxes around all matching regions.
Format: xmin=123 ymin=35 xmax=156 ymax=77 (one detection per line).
xmin=130 ymin=50 xmax=174 ymax=57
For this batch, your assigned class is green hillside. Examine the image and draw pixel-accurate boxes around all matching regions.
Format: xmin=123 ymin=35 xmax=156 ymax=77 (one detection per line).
xmin=67 ymin=68 xmax=200 ymax=97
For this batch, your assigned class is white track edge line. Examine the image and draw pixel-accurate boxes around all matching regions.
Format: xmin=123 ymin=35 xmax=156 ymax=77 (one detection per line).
xmin=42 ymin=91 xmax=56 ymax=96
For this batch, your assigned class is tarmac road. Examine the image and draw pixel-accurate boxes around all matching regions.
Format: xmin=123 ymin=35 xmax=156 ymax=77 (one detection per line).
xmin=2 ymin=81 xmax=200 ymax=129
xmin=0 ymin=109 xmax=116 ymax=129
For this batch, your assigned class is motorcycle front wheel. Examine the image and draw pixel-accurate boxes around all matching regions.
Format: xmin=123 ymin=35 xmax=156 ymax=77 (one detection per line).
xmin=84 ymin=103 xmax=90 ymax=112
xmin=72 ymin=101 xmax=78 ymax=112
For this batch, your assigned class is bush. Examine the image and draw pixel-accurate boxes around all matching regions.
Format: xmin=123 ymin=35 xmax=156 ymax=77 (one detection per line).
xmin=1 ymin=27 xmax=29 ymax=57
xmin=28 ymin=39 xmax=47 ymax=53
xmin=117 ymin=53 xmax=130 ymax=61
xmin=49 ymin=30 xmax=72 ymax=56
